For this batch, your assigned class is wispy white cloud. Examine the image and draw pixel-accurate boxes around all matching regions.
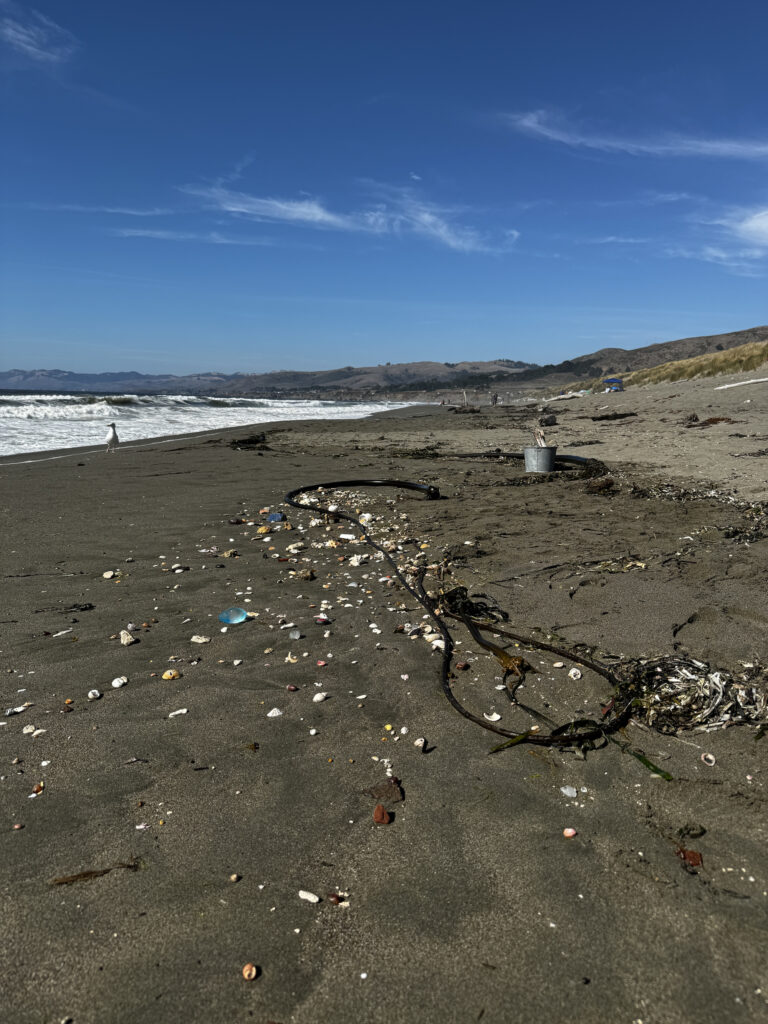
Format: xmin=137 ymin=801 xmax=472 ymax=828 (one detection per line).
xmin=114 ymin=228 xmax=278 ymax=247
xmin=505 ymin=110 xmax=768 ymax=160
xmin=181 ymin=182 xmax=517 ymax=253
xmin=667 ymin=244 xmax=765 ymax=276
xmin=722 ymin=207 xmax=768 ymax=247
xmin=0 ymin=2 xmax=78 ymax=63
xmin=27 ymin=203 xmax=172 ymax=216
xmin=585 ymin=235 xmax=649 ymax=245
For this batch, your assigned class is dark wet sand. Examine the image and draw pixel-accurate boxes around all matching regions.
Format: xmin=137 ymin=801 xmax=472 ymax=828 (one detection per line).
xmin=2 ymin=377 xmax=767 ymax=1024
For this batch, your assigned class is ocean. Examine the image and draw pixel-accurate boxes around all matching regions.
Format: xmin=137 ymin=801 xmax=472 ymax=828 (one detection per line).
xmin=0 ymin=392 xmax=414 ymax=458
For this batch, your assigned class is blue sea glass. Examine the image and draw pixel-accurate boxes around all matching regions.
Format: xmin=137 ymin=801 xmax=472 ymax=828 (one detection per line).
xmin=218 ymin=606 xmax=248 ymax=624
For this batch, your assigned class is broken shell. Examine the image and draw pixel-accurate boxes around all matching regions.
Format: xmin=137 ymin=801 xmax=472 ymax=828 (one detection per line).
xmin=553 ymin=662 xmax=564 ymax=669
xmin=102 ymin=570 xmax=115 ymax=579
xmin=190 ymin=635 xmax=211 ymax=644
xmin=242 ymin=963 xmax=259 ymax=981
xmin=111 ymin=676 xmax=128 ymax=688
xmin=568 ymin=668 xmax=582 ymax=681
xmin=22 ymin=725 xmax=35 ymax=735
xmin=312 ymin=692 xmax=328 ymax=703
xmin=162 ymin=669 xmax=181 ymax=681
xmin=483 ymin=712 xmax=501 ymax=722
xmin=563 ymin=828 xmax=577 ymax=838
xmin=414 ymin=737 xmax=426 ymax=749
xmin=701 ymin=753 xmax=716 ymax=767
xmin=299 ymin=890 xmax=320 ymax=903
xmin=119 ymin=630 xmax=136 ymax=646
xmin=266 ymin=708 xmax=283 ymax=718
xmin=87 ymin=689 xmax=101 ymax=701
xmin=168 ymin=708 xmax=187 ymax=718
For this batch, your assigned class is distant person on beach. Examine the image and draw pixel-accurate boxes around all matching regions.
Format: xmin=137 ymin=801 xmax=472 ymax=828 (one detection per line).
xmin=106 ymin=422 xmax=119 ymax=453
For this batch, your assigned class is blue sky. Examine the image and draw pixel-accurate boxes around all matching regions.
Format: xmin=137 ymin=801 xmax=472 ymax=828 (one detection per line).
xmin=2 ymin=0 xmax=767 ymax=374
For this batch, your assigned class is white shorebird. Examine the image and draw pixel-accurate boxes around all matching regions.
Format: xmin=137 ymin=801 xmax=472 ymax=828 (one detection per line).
xmin=105 ymin=422 xmax=119 ymax=453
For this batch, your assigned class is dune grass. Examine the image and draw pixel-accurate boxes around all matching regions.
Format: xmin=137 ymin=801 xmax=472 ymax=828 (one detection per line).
xmin=580 ymin=340 xmax=768 ymax=391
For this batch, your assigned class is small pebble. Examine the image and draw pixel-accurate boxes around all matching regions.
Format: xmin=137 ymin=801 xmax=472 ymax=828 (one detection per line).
xmin=111 ymin=676 xmax=128 ymax=688
xmin=87 ymin=689 xmax=101 ymax=701
xmin=299 ymin=890 xmax=320 ymax=903
xmin=313 ymin=692 xmax=328 ymax=703
xmin=563 ymin=828 xmax=577 ymax=838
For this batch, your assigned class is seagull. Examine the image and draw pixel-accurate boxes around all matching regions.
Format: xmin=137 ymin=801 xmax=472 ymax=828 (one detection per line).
xmin=106 ymin=422 xmax=119 ymax=453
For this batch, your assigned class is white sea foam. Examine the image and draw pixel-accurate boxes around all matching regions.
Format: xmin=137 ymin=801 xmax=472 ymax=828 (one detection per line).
xmin=0 ymin=393 xmax=413 ymax=457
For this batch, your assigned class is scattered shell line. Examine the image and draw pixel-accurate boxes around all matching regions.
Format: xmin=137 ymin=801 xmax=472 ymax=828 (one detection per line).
xmin=283 ymin=477 xmax=767 ymax=774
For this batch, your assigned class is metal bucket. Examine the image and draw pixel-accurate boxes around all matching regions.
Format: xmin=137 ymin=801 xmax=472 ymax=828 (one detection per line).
xmin=524 ymin=445 xmax=557 ymax=473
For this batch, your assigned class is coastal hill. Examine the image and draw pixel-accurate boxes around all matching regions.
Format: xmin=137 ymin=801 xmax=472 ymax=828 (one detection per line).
xmin=2 ymin=325 xmax=766 ymax=396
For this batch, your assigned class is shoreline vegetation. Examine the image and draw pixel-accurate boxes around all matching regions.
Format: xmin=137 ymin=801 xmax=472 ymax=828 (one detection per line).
xmin=2 ymin=374 xmax=767 ymax=1023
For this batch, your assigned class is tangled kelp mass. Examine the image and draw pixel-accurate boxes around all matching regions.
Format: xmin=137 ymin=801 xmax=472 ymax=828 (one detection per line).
xmin=618 ymin=656 xmax=768 ymax=734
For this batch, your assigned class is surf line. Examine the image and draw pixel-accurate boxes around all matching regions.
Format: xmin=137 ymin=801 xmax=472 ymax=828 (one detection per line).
xmin=0 ymin=429 xmax=234 ymax=466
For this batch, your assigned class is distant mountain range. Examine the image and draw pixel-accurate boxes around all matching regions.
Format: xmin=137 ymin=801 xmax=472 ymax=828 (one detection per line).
xmin=2 ymin=326 xmax=766 ymax=396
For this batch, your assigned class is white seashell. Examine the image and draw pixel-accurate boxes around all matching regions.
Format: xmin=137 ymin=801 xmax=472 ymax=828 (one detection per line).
xmin=312 ymin=692 xmax=328 ymax=703
xmin=400 ymin=726 xmax=409 ymax=735
xmin=339 ymin=533 xmax=356 ymax=541
xmin=120 ymin=630 xmax=136 ymax=646
xmin=423 ymin=633 xmax=441 ymax=643
xmin=267 ymin=708 xmax=283 ymax=717
xmin=414 ymin=737 xmax=426 ymax=748
xmin=22 ymin=724 xmax=35 ymax=735
xmin=309 ymin=728 xmax=318 ymax=735
xmin=568 ymin=668 xmax=582 ymax=681
xmin=88 ymin=689 xmax=101 ymax=700
xmin=560 ymin=786 xmax=578 ymax=798
xmin=168 ymin=708 xmax=188 ymax=717
xmin=483 ymin=712 xmax=501 ymax=722
xmin=31 ymin=729 xmax=47 ymax=738
xmin=102 ymin=570 xmax=115 ymax=579
xmin=190 ymin=635 xmax=211 ymax=644
xmin=553 ymin=662 xmax=564 ymax=669
xmin=299 ymin=890 xmax=320 ymax=903
xmin=5 ymin=705 xmax=30 ymax=717
xmin=111 ymin=676 xmax=128 ymax=688
xmin=431 ymin=639 xmax=445 ymax=650
xmin=233 ymin=659 xmax=243 ymax=666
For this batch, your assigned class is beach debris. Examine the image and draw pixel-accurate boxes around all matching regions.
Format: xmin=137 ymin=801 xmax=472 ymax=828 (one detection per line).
xmin=568 ymin=667 xmax=582 ymax=681
xmin=701 ymin=752 xmax=717 ymax=766
xmin=111 ymin=676 xmax=128 ymax=688
xmin=327 ymin=893 xmax=342 ymax=905
xmin=168 ymin=708 xmax=188 ymax=718
xmin=87 ymin=689 xmax=101 ymax=701
xmin=266 ymin=708 xmax=283 ymax=717
xmin=562 ymin=828 xmax=578 ymax=839
xmin=560 ymin=786 xmax=578 ymax=799
xmin=373 ymin=804 xmax=392 ymax=825
xmin=219 ymin=607 xmax=248 ymax=624
xmin=119 ymin=630 xmax=136 ymax=646
xmin=241 ymin=963 xmax=259 ymax=981
xmin=676 ymin=847 xmax=703 ymax=871
xmin=229 ymin=873 xmax=241 ymax=883
xmin=624 ymin=656 xmax=768 ymax=733
xmin=299 ymin=890 xmax=320 ymax=903
xmin=364 ymin=777 xmax=404 ymax=803
xmin=190 ymin=635 xmax=211 ymax=644
xmin=51 ymin=858 xmax=140 ymax=886
xmin=312 ymin=692 xmax=328 ymax=703
xmin=22 ymin=725 xmax=35 ymax=735
xmin=284 ymin=653 xmax=298 ymax=664
xmin=414 ymin=737 xmax=426 ymax=750
xmin=5 ymin=704 xmax=32 ymax=717
xmin=162 ymin=669 xmax=181 ymax=680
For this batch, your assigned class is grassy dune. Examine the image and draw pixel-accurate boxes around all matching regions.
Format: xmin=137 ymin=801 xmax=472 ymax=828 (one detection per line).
xmin=582 ymin=340 xmax=768 ymax=391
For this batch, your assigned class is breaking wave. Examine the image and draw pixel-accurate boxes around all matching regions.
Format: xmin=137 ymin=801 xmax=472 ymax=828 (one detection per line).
xmin=0 ymin=392 xmax=413 ymax=457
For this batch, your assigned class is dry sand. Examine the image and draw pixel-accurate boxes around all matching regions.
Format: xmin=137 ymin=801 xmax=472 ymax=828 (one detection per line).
xmin=1 ymin=372 xmax=767 ymax=1024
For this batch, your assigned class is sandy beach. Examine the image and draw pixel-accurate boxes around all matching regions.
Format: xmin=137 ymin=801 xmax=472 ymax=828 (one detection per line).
xmin=2 ymin=373 xmax=767 ymax=1024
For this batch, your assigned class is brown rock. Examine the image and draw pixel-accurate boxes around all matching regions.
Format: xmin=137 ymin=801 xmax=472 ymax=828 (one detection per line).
xmin=373 ymin=804 xmax=391 ymax=825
